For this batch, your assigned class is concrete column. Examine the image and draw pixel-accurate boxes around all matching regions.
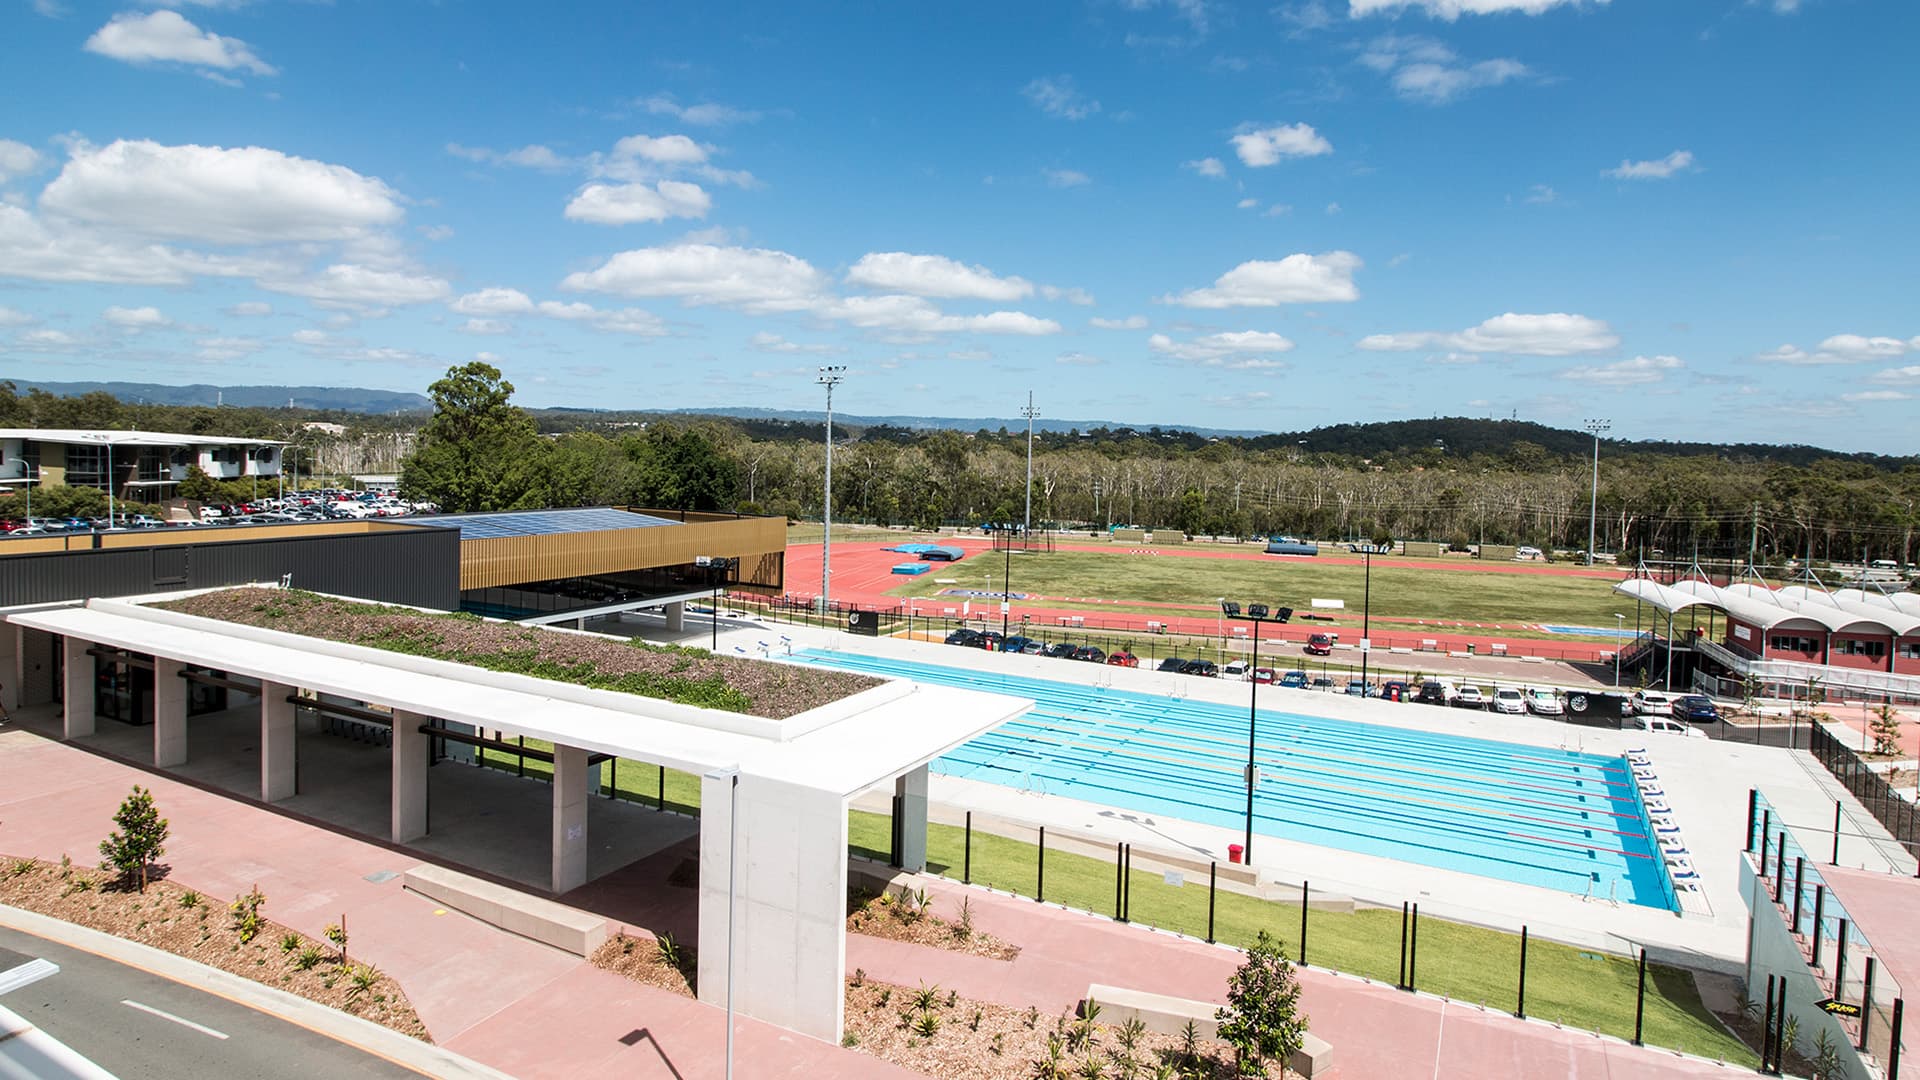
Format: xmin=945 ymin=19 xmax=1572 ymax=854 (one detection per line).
xmin=552 ymin=744 xmax=590 ymax=894
xmin=260 ymin=680 xmax=296 ymax=802
xmin=61 ymin=637 xmax=94 ymax=739
xmin=895 ymin=765 xmax=929 ymax=873
xmin=0 ymin=625 xmax=18 ymax=713
xmin=391 ymin=709 xmax=428 ymax=843
xmin=698 ymin=772 xmax=848 ymax=1043
xmin=665 ymin=601 xmax=686 ymax=632
xmin=152 ymin=658 xmax=187 ymax=767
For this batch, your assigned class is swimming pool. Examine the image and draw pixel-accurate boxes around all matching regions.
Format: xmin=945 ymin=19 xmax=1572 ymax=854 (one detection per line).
xmin=1540 ymin=624 xmax=1644 ymax=638
xmin=795 ymin=650 xmax=1677 ymax=911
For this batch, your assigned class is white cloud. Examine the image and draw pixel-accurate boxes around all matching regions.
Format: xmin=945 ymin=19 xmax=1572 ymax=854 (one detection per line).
xmin=1559 ymin=354 xmax=1682 ymax=385
xmin=1358 ymin=312 xmax=1620 ymax=356
xmin=1349 ymin=0 xmax=1610 ymax=17
xmin=750 ymin=331 xmax=840 ymax=355
xmin=1044 ymin=168 xmax=1091 ymax=188
xmin=824 ymin=295 xmax=1061 ymax=337
xmin=1760 ymin=334 xmax=1917 ymax=366
xmin=1057 ymin=351 xmax=1104 ymax=366
xmin=451 ymin=287 xmax=535 ymax=316
xmin=225 ymin=301 xmax=272 ymax=316
xmin=1040 ymin=285 xmax=1095 ymax=305
xmin=41 ymin=139 xmax=402 ymax=245
xmin=0 ymin=306 xmax=35 ymax=327
xmin=1023 ymin=75 xmax=1101 ymax=120
xmin=1262 ymin=204 xmax=1294 ymax=217
xmin=457 ymin=318 xmax=511 ymax=335
xmin=525 ymin=299 xmax=666 ymax=336
xmin=610 ymin=134 xmax=709 ymax=165
xmin=1230 ymin=123 xmax=1333 ymax=166
xmin=1150 ymin=330 xmax=1296 ymax=366
xmin=638 ymin=94 xmax=761 ymax=126
xmin=446 ymin=143 xmax=575 ymax=171
xmin=84 ymin=10 xmax=274 ymax=76
xmin=21 ymin=329 xmax=78 ymax=348
xmin=1842 ymin=389 xmax=1909 ymax=402
xmin=1361 ymin=36 xmax=1528 ymax=104
xmin=103 ymin=304 xmax=170 ymax=328
xmin=1236 ymin=198 xmax=1259 ymax=209
xmin=290 ymin=329 xmax=332 ymax=346
xmin=564 ymin=180 xmax=711 ymax=225
xmin=262 ymin=264 xmax=451 ymax=308
xmin=0 ymin=140 xmax=44 ymax=183
xmin=1605 ymin=150 xmax=1696 ymax=180
xmin=1184 ymin=157 xmax=1227 ymax=178
xmin=1091 ymin=315 xmax=1149 ymax=330
xmin=0 ymin=203 xmax=276 ymax=285
xmin=1165 ymin=251 xmax=1362 ymax=307
xmin=1525 ymin=184 xmax=1558 ymax=204
xmin=846 ymin=252 xmax=1034 ymax=302
xmin=195 ymin=335 xmax=263 ymax=361
xmin=561 ymin=243 xmax=830 ymax=312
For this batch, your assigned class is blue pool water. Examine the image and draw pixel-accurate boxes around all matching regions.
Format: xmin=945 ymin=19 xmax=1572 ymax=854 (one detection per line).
xmin=1540 ymin=624 xmax=1644 ymax=638
xmin=796 ymin=650 xmax=1677 ymax=911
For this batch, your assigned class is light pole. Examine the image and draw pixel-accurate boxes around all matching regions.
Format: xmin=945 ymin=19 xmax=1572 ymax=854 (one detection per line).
xmin=1001 ymin=531 xmax=1013 ymax=641
xmin=816 ymin=366 xmax=846 ymax=614
xmin=1022 ymin=392 xmax=1039 ymax=543
xmin=1223 ymin=601 xmax=1289 ymax=863
xmin=1584 ymin=419 xmax=1610 ymax=566
xmin=1614 ymin=613 xmax=1625 ymax=686
xmin=1358 ymin=547 xmax=1374 ymax=690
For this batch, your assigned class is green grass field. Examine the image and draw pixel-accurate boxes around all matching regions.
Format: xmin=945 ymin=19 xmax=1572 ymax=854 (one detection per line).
xmin=885 ymin=547 xmax=1631 ymax=630
xmin=471 ymin=743 xmax=1751 ymax=1065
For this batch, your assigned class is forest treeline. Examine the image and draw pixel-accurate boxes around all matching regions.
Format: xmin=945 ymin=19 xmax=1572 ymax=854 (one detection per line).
xmin=5 ymin=375 xmax=1917 ymax=566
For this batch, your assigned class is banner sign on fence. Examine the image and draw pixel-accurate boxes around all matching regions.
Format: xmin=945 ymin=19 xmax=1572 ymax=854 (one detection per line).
xmin=1817 ymin=997 xmax=1862 ymax=1018
xmin=1163 ymin=871 xmax=1183 ymax=887
xmin=1310 ymin=599 xmax=1345 ymax=609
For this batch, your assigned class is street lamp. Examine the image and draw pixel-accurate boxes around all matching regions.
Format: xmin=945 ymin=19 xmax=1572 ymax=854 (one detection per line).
xmin=1022 ymin=392 xmax=1039 ymax=542
xmin=816 ymin=366 xmax=846 ymax=615
xmin=1222 ymin=600 xmax=1292 ymax=864
xmin=1614 ymin=613 xmax=1625 ymax=686
xmin=1584 ymin=419 xmax=1610 ymax=566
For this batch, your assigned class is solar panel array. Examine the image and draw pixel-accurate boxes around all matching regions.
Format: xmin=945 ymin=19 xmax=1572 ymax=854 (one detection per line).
xmin=420 ymin=507 xmax=682 ymax=540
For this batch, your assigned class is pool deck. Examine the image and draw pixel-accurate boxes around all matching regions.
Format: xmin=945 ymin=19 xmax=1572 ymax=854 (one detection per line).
xmin=735 ymin=618 xmax=1913 ymax=973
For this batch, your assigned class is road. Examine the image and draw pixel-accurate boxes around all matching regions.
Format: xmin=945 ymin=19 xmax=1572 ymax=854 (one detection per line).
xmin=0 ymin=925 xmax=420 ymax=1080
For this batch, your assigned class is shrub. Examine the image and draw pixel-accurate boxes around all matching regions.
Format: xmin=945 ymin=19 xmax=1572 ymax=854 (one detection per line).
xmin=99 ymin=786 xmax=169 ymax=893
xmin=279 ymin=932 xmax=302 ymax=954
xmin=910 ymin=982 xmax=942 ymax=1013
xmin=293 ymin=946 xmax=325 ymax=971
xmin=911 ymin=1010 xmax=942 ymax=1039
xmin=229 ymin=885 xmax=267 ymax=944
xmin=325 ymin=920 xmax=348 ymax=962
xmin=179 ymin=890 xmax=202 ymax=909
xmin=1215 ymin=930 xmax=1309 ymax=1078
xmin=1872 ymin=705 xmax=1903 ymax=756
xmin=344 ymin=963 xmax=381 ymax=1006
xmin=655 ymin=931 xmax=683 ymax=970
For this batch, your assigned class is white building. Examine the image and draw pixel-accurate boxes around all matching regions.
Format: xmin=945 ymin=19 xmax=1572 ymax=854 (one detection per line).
xmin=0 ymin=428 xmax=286 ymax=502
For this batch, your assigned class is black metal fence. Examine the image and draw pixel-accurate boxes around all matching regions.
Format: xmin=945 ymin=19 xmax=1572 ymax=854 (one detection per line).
xmin=1809 ymin=724 xmax=1920 ymax=863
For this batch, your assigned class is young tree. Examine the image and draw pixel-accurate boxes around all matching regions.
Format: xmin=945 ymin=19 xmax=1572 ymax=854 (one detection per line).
xmin=1215 ymin=929 xmax=1310 ymax=1077
xmin=99 ymin=785 xmax=169 ymax=892
xmin=399 ymin=362 xmax=549 ymax=512
xmin=1872 ymin=705 xmax=1904 ymax=757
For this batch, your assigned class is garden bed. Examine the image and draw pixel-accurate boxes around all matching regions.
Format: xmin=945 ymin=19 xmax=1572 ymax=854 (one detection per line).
xmin=588 ymin=931 xmax=696 ymax=997
xmin=157 ymin=587 xmax=877 ymax=719
xmin=847 ymin=884 xmax=1019 ymax=961
xmin=0 ymin=855 xmax=429 ymax=1040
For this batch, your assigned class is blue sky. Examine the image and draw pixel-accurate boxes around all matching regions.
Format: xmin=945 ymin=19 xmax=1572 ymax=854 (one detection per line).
xmin=2 ymin=0 xmax=1917 ymax=451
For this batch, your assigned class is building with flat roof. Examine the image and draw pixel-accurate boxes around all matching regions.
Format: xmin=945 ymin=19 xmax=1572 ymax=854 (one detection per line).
xmin=0 ymin=427 xmax=286 ymax=503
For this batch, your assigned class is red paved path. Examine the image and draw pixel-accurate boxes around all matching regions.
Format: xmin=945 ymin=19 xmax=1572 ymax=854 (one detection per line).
xmin=782 ymin=540 xmax=1634 ymax=663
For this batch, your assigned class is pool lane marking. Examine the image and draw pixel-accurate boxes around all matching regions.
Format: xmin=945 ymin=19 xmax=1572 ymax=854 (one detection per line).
xmin=121 ymin=998 xmax=230 ymax=1039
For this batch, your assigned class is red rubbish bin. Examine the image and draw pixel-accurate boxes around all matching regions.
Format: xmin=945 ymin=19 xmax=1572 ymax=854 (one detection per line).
xmin=1228 ymin=843 xmax=1244 ymax=864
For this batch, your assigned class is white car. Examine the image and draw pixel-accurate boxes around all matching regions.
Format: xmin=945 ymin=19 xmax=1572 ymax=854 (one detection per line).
xmin=1491 ymin=686 xmax=1527 ymax=714
xmin=1634 ymin=715 xmax=1708 ymax=739
xmin=1222 ymin=660 xmax=1251 ymax=680
xmin=1632 ymin=690 xmax=1679 ymax=716
xmin=1525 ymin=687 xmax=1564 ymax=716
xmin=1453 ymin=685 xmax=1486 ymax=709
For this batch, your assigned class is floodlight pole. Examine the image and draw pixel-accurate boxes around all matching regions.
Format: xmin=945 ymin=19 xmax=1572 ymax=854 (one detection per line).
xmin=1001 ymin=537 xmax=1012 ymax=641
xmin=1359 ymin=549 xmax=1372 ymax=689
xmin=1614 ymin=613 xmax=1625 ymax=686
xmin=1584 ymin=419 xmax=1610 ymax=566
xmin=1022 ymin=392 xmax=1039 ymax=541
xmin=817 ymin=367 xmax=846 ymax=614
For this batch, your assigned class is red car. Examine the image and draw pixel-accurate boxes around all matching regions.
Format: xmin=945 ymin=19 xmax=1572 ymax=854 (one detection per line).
xmin=1304 ymin=633 xmax=1334 ymax=656
xmin=1105 ymin=651 xmax=1139 ymax=668
xmin=1251 ymin=667 xmax=1277 ymax=684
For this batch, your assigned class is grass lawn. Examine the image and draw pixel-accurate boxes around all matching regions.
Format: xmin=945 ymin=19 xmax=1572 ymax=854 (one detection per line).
xmin=787 ymin=523 xmax=932 ymax=545
xmin=884 ymin=549 xmax=1631 ymax=629
xmin=475 ymin=742 xmax=1751 ymax=1066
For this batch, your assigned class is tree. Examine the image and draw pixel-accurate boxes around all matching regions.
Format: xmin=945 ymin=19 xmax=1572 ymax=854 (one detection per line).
xmin=399 ymin=362 xmax=549 ymax=512
xmin=1215 ymin=930 xmax=1309 ymax=1077
xmin=99 ymin=785 xmax=169 ymax=892
xmin=1872 ymin=705 xmax=1904 ymax=757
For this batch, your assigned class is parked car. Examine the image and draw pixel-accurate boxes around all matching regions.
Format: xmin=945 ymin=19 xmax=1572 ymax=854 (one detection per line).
xmin=1308 ymin=676 xmax=1336 ymax=692
xmin=1414 ymin=681 xmax=1452 ymax=706
xmin=1452 ymin=685 xmax=1486 ymax=710
xmin=1304 ymin=633 xmax=1334 ymax=656
xmin=1279 ymin=670 xmax=1309 ymax=689
xmin=944 ymin=628 xmax=982 ymax=647
xmin=1491 ymin=686 xmax=1527 ymax=714
xmin=1044 ymin=642 xmax=1080 ymax=659
xmin=1632 ymin=690 xmax=1679 ymax=716
xmin=1072 ymin=645 xmax=1106 ymax=663
xmin=1344 ymin=679 xmax=1372 ymax=697
xmin=1379 ymin=680 xmax=1411 ymax=702
xmin=973 ymin=631 xmax=1004 ymax=651
xmin=1633 ymin=715 xmax=1709 ymax=738
xmin=1525 ymin=687 xmax=1564 ymax=716
xmin=1180 ymin=659 xmax=1219 ymax=677
xmin=1673 ymin=695 xmax=1721 ymax=724
xmin=1251 ymin=667 xmax=1276 ymax=684
xmin=1157 ymin=657 xmax=1189 ymax=672
xmin=1001 ymin=635 xmax=1038 ymax=653
xmin=1222 ymin=659 xmax=1251 ymax=679
xmin=1105 ymin=650 xmax=1139 ymax=668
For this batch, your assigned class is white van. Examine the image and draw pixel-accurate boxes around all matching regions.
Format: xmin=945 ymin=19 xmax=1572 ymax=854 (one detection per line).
xmin=1634 ymin=715 xmax=1708 ymax=739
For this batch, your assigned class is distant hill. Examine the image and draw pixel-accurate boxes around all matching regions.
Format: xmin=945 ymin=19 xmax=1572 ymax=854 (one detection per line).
xmin=6 ymin=379 xmax=430 ymax=414
xmin=659 ymin=405 xmax=1265 ymax=438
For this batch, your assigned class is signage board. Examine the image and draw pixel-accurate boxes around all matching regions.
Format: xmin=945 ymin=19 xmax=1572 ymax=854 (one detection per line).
xmin=1816 ymin=998 xmax=1862 ymax=1018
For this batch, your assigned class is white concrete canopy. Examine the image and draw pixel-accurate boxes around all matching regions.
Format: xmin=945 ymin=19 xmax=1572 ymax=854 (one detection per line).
xmin=6 ymin=595 xmax=1030 ymax=1044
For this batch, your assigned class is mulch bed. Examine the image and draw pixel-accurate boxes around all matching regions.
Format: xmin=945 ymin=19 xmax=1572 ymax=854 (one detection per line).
xmin=588 ymin=932 xmax=696 ymax=998
xmin=0 ymin=854 xmax=429 ymax=1040
xmin=843 ymin=977 xmax=1257 ymax=1080
xmin=158 ymin=587 xmax=877 ymax=719
xmin=847 ymin=886 xmax=1020 ymax=961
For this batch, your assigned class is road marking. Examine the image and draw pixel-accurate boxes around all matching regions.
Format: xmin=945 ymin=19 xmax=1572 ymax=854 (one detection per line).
xmin=0 ymin=958 xmax=58 ymax=995
xmin=121 ymin=999 xmax=229 ymax=1040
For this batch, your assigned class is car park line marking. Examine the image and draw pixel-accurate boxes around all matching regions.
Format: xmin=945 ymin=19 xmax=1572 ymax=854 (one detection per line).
xmin=121 ymin=999 xmax=230 ymax=1039
xmin=0 ymin=958 xmax=59 ymax=996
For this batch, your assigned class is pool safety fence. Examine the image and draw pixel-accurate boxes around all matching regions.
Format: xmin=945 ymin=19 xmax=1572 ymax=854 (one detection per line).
xmin=1807 ymin=722 xmax=1920 ymax=866
xmin=1746 ymin=788 xmax=1909 ymax=1070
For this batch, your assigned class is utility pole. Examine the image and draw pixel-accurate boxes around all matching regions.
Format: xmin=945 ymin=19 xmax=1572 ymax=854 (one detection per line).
xmin=1584 ymin=419 xmax=1610 ymax=566
xmin=1750 ymin=503 xmax=1760 ymax=569
xmin=816 ymin=366 xmax=846 ymax=614
xmin=1021 ymin=392 xmax=1039 ymax=542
